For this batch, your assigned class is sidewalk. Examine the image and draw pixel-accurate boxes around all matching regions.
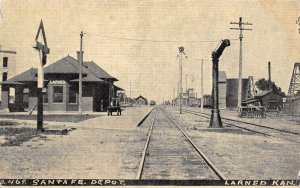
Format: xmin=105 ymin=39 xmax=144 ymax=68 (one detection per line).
xmin=0 ymin=106 xmax=153 ymax=179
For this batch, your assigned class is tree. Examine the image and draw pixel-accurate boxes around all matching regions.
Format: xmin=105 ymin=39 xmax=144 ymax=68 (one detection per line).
xmin=255 ymin=78 xmax=286 ymax=97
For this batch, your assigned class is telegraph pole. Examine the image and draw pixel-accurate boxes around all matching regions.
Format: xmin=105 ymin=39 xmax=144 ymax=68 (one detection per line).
xmin=79 ymin=31 xmax=83 ymax=115
xmin=297 ymin=16 xmax=300 ymax=34
xmin=201 ymin=59 xmax=204 ymax=112
xmin=230 ymin=17 xmax=252 ymax=108
xmin=179 ymin=49 xmax=183 ymax=114
xmin=268 ymin=61 xmax=272 ymax=91
xmin=178 ymin=46 xmax=186 ymax=114
xmin=130 ymin=81 xmax=131 ymax=99
xmin=186 ymin=74 xmax=188 ymax=92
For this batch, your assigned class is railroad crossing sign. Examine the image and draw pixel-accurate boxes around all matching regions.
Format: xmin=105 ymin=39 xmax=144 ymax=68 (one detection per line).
xmin=33 ymin=19 xmax=50 ymax=88
xmin=33 ymin=19 xmax=50 ymax=132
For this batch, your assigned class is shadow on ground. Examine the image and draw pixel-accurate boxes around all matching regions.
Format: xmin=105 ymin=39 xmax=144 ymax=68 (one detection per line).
xmin=0 ymin=121 xmax=20 ymax=126
xmin=191 ymin=127 xmax=255 ymax=135
xmin=0 ymin=127 xmax=72 ymax=147
xmin=0 ymin=114 xmax=100 ymax=123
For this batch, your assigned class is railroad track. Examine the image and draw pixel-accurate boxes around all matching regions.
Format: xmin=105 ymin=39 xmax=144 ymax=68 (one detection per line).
xmin=136 ymin=107 xmax=225 ymax=180
xmin=181 ymin=108 xmax=300 ymax=144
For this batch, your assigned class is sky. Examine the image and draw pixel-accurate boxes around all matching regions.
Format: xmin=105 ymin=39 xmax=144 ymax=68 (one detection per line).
xmin=0 ymin=0 xmax=299 ymax=103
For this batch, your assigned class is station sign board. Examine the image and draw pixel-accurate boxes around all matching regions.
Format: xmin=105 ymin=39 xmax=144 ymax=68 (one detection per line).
xmin=49 ymin=80 xmax=66 ymax=85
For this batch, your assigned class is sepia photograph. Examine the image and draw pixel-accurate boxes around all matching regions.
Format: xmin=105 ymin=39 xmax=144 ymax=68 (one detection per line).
xmin=0 ymin=0 xmax=299 ymax=186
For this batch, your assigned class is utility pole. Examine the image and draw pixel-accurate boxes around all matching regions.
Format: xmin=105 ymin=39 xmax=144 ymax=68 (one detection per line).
xmin=201 ymin=59 xmax=204 ymax=112
xmin=296 ymin=16 xmax=300 ymax=34
xmin=79 ymin=31 xmax=83 ymax=115
xmin=180 ymin=49 xmax=183 ymax=114
xmin=186 ymin=74 xmax=188 ymax=92
xmin=230 ymin=17 xmax=252 ymax=108
xmin=178 ymin=46 xmax=186 ymax=114
xmin=130 ymin=81 xmax=131 ymax=99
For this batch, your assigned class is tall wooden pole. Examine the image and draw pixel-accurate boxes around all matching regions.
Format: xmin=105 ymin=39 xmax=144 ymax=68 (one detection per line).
xmin=201 ymin=59 xmax=204 ymax=112
xmin=230 ymin=17 xmax=252 ymax=108
xmin=186 ymin=74 xmax=187 ymax=92
xmin=179 ymin=48 xmax=183 ymax=114
xmin=79 ymin=31 xmax=83 ymax=115
xmin=268 ymin=61 xmax=272 ymax=91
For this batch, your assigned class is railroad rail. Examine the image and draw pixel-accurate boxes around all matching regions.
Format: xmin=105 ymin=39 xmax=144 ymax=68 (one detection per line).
xmin=136 ymin=107 xmax=226 ymax=180
xmin=181 ymin=109 xmax=300 ymax=144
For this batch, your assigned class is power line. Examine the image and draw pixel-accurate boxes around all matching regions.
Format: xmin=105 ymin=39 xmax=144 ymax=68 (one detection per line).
xmin=85 ymin=32 xmax=238 ymax=43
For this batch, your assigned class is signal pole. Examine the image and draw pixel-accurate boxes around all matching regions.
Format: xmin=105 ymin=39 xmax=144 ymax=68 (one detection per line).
xmin=268 ymin=61 xmax=272 ymax=91
xmin=186 ymin=74 xmax=188 ymax=92
xmin=33 ymin=20 xmax=50 ymax=132
xmin=201 ymin=59 xmax=204 ymax=112
xmin=230 ymin=17 xmax=252 ymax=108
xmin=296 ymin=16 xmax=300 ymax=34
xmin=130 ymin=81 xmax=131 ymax=99
xmin=178 ymin=46 xmax=186 ymax=114
xmin=79 ymin=31 xmax=83 ymax=115
xmin=179 ymin=48 xmax=183 ymax=114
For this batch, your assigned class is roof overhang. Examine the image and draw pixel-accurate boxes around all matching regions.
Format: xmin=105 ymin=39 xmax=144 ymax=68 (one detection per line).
xmin=0 ymin=81 xmax=25 ymax=85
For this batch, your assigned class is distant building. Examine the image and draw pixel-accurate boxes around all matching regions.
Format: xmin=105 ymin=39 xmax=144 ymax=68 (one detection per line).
xmin=253 ymin=90 xmax=283 ymax=110
xmin=284 ymin=96 xmax=300 ymax=116
xmin=135 ymin=95 xmax=148 ymax=105
xmin=218 ymin=71 xmax=227 ymax=109
xmin=203 ymin=94 xmax=212 ymax=108
xmin=173 ymin=88 xmax=199 ymax=107
xmin=186 ymin=88 xmax=199 ymax=107
xmin=0 ymin=53 xmax=122 ymax=112
xmin=226 ymin=78 xmax=249 ymax=108
xmin=0 ymin=48 xmax=17 ymax=111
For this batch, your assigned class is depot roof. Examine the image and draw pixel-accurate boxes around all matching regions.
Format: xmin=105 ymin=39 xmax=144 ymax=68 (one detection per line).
xmin=2 ymin=68 xmax=37 ymax=83
xmin=0 ymin=55 xmax=119 ymax=85
xmin=44 ymin=55 xmax=90 ymax=74
xmin=135 ymin=95 xmax=147 ymax=101
xmin=70 ymin=73 xmax=104 ymax=82
xmin=83 ymin=61 xmax=118 ymax=81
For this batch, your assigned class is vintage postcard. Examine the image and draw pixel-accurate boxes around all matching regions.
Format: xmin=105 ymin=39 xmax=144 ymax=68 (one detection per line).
xmin=0 ymin=0 xmax=299 ymax=186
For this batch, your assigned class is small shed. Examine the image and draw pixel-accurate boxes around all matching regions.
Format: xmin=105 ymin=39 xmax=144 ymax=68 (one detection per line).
xmin=135 ymin=95 xmax=148 ymax=105
xmin=254 ymin=90 xmax=283 ymax=111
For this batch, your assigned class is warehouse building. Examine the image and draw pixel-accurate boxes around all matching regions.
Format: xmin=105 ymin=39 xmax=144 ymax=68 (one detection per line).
xmin=284 ymin=96 xmax=300 ymax=116
xmin=0 ymin=53 xmax=122 ymax=112
xmin=218 ymin=71 xmax=227 ymax=109
xmin=0 ymin=48 xmax=17 ymax=111
xmin=226 ymin=78 xmax=249 ymax=108
xmin=186 ymin=88 xmax=199 ymax=107
xmin=135 ymin=95 xmax=148 ymax=105
xmin=253 ymin=90 xmax=283 ymax=110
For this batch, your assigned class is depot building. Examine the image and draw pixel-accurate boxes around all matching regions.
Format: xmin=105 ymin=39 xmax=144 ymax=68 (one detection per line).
xmin=0 ymin=53 xmax=123 ymax=112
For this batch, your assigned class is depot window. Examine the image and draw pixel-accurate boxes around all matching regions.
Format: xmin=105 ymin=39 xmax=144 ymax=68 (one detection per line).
xmin=2 ymin=72 xmax=7 ymax=81
xmin=3 ymin=57 xmax=8 ymax=68
xmin=43 ymin=92 xmax=48 ymax=104
xmin=68 ymin=86 xmax=78 ymax=104
xmin=53 ymin=86 xmax=63 ymax=103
